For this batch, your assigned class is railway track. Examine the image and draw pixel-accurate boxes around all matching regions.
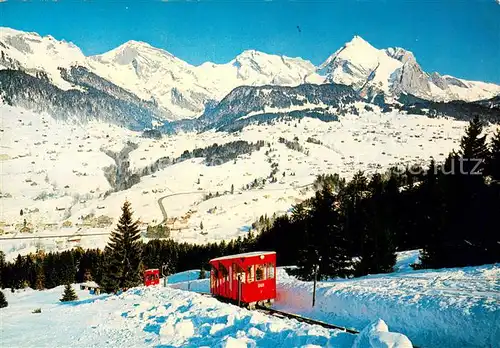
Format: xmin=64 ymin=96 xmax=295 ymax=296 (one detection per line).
xmin=255 ymin=305 xmax=359 ymax=334
xmin=197 ymin=292 xmax=358 ymax=334
xmin=198 ymin=292 xmax=422 ymax=347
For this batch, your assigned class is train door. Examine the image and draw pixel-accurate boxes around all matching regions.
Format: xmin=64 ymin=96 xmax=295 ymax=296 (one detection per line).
xmin=219 ymin=262 xmax=229 ymax=298
xmin=228 ymin=264 xmax=233 ymax=299
xmin=210 ymin=265 xmax=217 ymax=295
xmin=233 ymin=263 xmax=245 ymax=303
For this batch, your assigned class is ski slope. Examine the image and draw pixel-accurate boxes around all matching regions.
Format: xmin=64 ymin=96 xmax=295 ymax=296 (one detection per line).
xmin=169 ymin=251 xmax=500 ymax=348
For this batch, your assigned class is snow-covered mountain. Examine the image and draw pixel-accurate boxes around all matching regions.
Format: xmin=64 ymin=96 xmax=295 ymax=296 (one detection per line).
xmin=88 ymin=45 xmax=321 ymax=120
xmin=318 ymin=36 xmax=500 ymax=102
xmin=0 ymin=28 xmax=320 ymax=120
xmin=195 ymin=83 xmax=361 ymax=132
xmin=0 ymin=27 xmax=86 ymax=90
xmin=1 ymin=26 xmax=499 ymax=123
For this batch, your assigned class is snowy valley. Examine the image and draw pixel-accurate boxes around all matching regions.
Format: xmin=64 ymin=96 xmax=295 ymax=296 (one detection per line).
xmin=2 ymin=104 xmax=496 ymax=260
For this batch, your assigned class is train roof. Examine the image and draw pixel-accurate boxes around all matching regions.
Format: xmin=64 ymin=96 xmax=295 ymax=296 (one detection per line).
xmin=210 ymin=251 xmax=276 ymax=262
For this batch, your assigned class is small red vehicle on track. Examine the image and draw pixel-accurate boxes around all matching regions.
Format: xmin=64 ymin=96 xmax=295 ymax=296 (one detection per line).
xmin=209 ymin=251 xmax=276 ymax=308
xmin=144 ymin=268 xmax=160 ymax=286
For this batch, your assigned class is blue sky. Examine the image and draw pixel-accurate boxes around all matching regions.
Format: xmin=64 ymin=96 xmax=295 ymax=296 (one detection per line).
xmin=1 ymin=0 xmax=499 ymax=83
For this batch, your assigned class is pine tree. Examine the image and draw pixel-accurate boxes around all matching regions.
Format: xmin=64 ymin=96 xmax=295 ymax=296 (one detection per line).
xmin=459 ymin=116 xmax=489 ymax=175
xmin=418 ymin=159 xmax=448 ymax=268
xmin=35 ymin=263 xmax=45 ymax=290
xmin=100 ymin=200 xmax=144 ymax=293
xmin=200 ymin=221 xmax=204 ymax=231
xmin=355 ymin=174 xmax=396 ymax=276
xmin=231 ymin=184 xmax=234 ymax=194
xmin=0 ymin=251 xmax=5 ymax=287
xmin=289 ymin=184 xmax=352 ymax=280
xmin=60 ymin=283 xmax=78 ymax=302
xmin=198 ymin=267 xmax=206 ymax=279
xmin=0 ymin=290 xmax=7 ymax=308
xmin=338 ymin=171 xmax=368 ymax=256
xmin=486 ymin=128 xmax=500 ymax=182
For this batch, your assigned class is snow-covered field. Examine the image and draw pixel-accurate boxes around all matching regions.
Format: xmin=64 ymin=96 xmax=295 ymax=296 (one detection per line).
xmin=1 ymin=105 xmax=497 ymax=261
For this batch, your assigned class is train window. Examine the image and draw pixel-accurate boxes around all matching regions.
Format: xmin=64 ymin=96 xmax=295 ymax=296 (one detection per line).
xmin=247 ymin=265 xmax=254 ymax=283
xmin=233 ymin=263 xmax=245 ymax=283
xmin=212 ymin=265 xmax=219 ymax=278
xmin=219 ymin=263 xmax=228 ymax=281
xmin=256 ymin=265 xmax=266 ymax=281
xmin=267 ymin=264 xmax=275 ymax=279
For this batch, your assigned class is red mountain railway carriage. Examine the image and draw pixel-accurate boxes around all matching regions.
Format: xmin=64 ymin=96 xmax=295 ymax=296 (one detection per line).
xmin=209 ymin=251 xmax=276 ymax=308
xmin=144 ymin=268 xmax=160 ymax=286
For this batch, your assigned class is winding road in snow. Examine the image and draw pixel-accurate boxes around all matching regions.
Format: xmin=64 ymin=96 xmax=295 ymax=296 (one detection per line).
xmin=157 ymin=190 xmax=207 ymax=224
xmin=156 ymin=182 xmax=315 ymax=226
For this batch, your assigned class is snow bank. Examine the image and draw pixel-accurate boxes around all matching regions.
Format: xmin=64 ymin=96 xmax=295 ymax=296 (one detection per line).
xmin=169 ymin=278 xmax=210 ymax=293
xmin=352 ymin=319 xmax=412 ymax=348
xmin=1 ymin=284 xmax=357 ymax=347
xmin=275 ymin=264 xmax=500 ymax=348
xmin=166 ymin=269 xmax=202 ymax=284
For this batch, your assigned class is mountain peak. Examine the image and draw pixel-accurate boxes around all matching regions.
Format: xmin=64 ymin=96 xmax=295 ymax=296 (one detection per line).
xmin=235 ymin=49 xmax=267 ymax=60
xmin=319 ymin=35 xmax=378 ymax=70
xmin=346 ymin=35 xmax=372 ymax=48
xmin=93 ymin=39 xmax=176 ymax=65
xmin=119 ymin=40 xmax=153 ymax=49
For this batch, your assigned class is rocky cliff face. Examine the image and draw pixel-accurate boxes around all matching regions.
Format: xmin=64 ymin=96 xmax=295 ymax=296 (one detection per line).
xmin=389 ymin=49 xmax=432 ymax=97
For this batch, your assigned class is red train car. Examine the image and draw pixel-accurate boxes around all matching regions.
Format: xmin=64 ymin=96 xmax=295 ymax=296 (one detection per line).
xmin=209 ymin=251 xmax=276 ymax=308
xmin=144 ymin=269 xmax=160 ymax=286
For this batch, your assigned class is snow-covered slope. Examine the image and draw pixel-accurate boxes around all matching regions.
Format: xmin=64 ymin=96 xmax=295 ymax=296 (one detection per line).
xmin=88 ymin=46 xmax=320 ymax=120
xmin=1 ymin=26 xmax=498 ymax=121
xmin=318 ymin=36 xmax=500 ymax=102
xmin=275 ymin=264 xmax=500 ymax=348
xmin=169 ymin=253 xmax=500 ymax=348
xmin=87 ymin=40 xmax=210 ymax=120
xmin=0 ymin=284 xmax=412 ymax=347
xmin=0 ymin=27 xmax=321 ymax=121
xmin=2 ymin=105 xmax=498 ymax=260
xmin=0 ymin=27 xmax=86 ymax=90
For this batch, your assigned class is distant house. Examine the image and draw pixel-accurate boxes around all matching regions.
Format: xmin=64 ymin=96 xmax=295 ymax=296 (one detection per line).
xmin=80 ymin=281 xmax=101 ymax=295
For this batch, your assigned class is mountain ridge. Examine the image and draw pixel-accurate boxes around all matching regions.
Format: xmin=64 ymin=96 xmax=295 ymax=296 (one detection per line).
xmin=0 ymin=26 xmax=499 ymax=130
xmin=1 ymin=27 xmax=499 ymax=119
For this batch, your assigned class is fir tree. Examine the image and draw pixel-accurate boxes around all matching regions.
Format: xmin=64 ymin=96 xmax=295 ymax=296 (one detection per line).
xmin=486 ymin=128 xmax=500 ymax=182
xmin=35 ymin=263 xmax=45 ymax=290
xmin=100 ymin=200 xmax=144 ymax=293
xmin=289 ymin=184 xmax=352 ymax=280
xmin=459 ymin=116 xmax=489 ymax=175
xmin=418 ymin=159 xmax=449 ymax=268
xmin=198 ymin=267 xmax=206 ymax=279
xmin=0 ymin=251 xmax=5 ymax=287
xmin=355 ymin=174 xmax=396 ymax=276
xmin=231 ymin=184 xmax=234 ymax=194
xmin=0 ymin=290 xmax=7 ymax=308
xmin=60 ymin=283 xmax=78 ymax=302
